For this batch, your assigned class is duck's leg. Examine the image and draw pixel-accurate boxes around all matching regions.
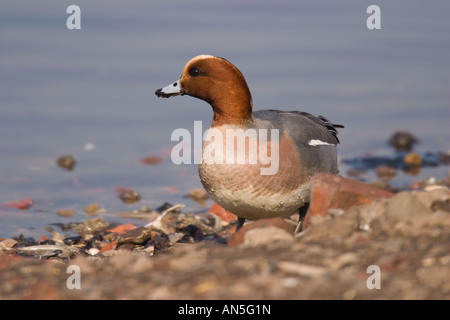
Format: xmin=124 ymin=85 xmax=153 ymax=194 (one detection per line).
xmin=235 ymin=217 xmax=246 ymax=232
xmin=294 ymin=203 xmax=309 ymax=235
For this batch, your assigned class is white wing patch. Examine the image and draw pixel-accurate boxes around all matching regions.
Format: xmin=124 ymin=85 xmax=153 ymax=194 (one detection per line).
xmin=308 ymin=139 xmax=335 ymax=146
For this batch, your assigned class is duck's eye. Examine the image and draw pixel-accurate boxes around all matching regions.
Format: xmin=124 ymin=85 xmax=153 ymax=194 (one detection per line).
xmin=189 ymin=68 xmax=200 ymax=77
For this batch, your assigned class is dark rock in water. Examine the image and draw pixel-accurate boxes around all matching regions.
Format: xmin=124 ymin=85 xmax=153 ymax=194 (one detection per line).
xmin=56 ymin=155 xmax=76 ymax=171
xmin=388 ymin=131 xmax=418 ymax=151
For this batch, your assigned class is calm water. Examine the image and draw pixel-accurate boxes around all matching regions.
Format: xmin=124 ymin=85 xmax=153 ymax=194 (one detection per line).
xmin=1 ymin=0 xmax=449 ymax=238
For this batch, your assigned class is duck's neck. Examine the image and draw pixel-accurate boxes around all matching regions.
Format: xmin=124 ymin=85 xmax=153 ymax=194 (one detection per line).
xmin=210 ymin=88 xmax=253 ymax=127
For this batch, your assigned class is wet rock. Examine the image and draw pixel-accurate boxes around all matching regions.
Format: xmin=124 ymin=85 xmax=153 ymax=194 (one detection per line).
xmin=118 ymin=227 xmax=154 ymax=245
xmin=185 ymin=188 xmax=209 ymax=207
xmin=303 ymin=173 xmax=395 ymax=229
xmin=56 ymin=155 xmax=76 ymax=171
xmin=75 ymin=218 xmax=110 ymax=237
xmin=117 ymin=188 xmax=141 ymax=204
xmin=228 ymin=217 xmax=295 ymax=247
xmin=57 ymin=208 xmax=76 ymax=218
xmin=388 ymin=131 xmax=418 ymax=151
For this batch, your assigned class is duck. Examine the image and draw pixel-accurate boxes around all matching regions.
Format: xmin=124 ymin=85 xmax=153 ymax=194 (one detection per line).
xmin=155 ymin=55 xmax=343 ymax=233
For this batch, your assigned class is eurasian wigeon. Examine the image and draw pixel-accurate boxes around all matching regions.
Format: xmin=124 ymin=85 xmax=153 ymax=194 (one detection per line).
xmin=155 ymin=55 xmax=343 ymax=233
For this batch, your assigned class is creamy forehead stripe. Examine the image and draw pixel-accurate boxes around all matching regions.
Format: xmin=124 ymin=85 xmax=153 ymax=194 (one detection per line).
xmin=160 ymin=80 xmax=182 ymax=94
xmin=190 ymin=54 xmax=217 ymax=62
xmin=308 ymin=139 xmax=335 ymax=146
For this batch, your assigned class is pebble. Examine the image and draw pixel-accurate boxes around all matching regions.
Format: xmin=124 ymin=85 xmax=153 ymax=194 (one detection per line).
xmin=88 ymin=248 xmax=100 ymax=256
xmin=139 ymin=205 xmax=151 ymax=212
xmin=404 ymin=152 xmax=422 ymax=166
xmin=186 ymin=188 xmax=209 ymax=207
xmin=56 ymin=155 xmax=76 ymax=171
xmin=140 ymin=156 xmax=163 ymax=165
xmin=57 ymin=209 xmax=76 ymax=218
xmin=168 ymin=232 xmax=185 ymax=243
xmin=84 ymin=203 xmax=100 ymax=216
xmin=118 ymin=189 xmax=141 ymax=204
